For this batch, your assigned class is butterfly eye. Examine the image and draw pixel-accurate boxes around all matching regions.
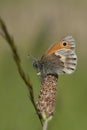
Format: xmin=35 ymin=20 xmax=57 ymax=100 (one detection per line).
xmin=33 ymin=60 xmax=39 ymax=68
xmin=62 ymin=41 xmax=68 ymax=46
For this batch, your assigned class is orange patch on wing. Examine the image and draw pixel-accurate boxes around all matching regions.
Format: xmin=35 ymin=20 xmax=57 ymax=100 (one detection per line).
xmin=45 ymin=41 xmax=71 ymax=56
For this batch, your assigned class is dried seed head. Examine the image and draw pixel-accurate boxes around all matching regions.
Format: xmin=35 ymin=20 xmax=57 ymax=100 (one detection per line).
xmin=36 ymin=74 xmax=58 ymax=120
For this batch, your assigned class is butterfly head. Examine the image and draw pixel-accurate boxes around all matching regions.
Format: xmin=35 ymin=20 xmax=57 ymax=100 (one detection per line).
xmin=33 ymin=59 xmax=42 ymax=76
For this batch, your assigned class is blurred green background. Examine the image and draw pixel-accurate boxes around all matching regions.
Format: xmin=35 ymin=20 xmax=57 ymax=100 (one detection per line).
xmin=0 ymin=0 xmax=87 ymax=130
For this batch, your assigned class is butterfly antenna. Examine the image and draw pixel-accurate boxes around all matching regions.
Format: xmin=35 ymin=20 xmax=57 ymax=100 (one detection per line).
xmin=27 ymin=54 xmax=37 ymax=61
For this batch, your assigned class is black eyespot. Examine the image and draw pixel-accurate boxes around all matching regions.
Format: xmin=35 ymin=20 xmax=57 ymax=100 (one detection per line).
xmin=62 ymin=41 xmax=68 ymax=46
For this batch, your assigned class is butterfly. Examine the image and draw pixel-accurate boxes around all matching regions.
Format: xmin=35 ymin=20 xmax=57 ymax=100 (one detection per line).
xmin=33 ymin=36 xmax=77 ymax=78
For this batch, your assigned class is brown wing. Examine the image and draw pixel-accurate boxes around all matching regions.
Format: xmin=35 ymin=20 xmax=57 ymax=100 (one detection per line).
xmin=41 ymin=36 xmax=77 ymax=75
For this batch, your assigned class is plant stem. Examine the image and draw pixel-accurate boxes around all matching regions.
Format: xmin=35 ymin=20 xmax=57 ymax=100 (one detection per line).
xmin=43 ymin=120 xmax=48 ymax=130
xmin=0 ymin=17 xmax=43 ymax=125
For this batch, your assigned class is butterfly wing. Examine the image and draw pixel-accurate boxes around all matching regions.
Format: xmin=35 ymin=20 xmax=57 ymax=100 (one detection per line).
xmin=54 ymin=36 xmax=77 ymax=74
xmin=42 ymin=36 xmax=77 ymax=75
xmin=55 ymin=48 xmax=77 ymax=74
